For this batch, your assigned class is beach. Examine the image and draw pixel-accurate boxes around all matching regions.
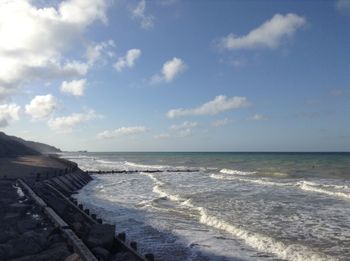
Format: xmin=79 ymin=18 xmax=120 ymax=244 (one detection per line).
xmin=64 ymin=152 xmax=350 ymax=261
xmin=0 ymin=154 xmax=154 ymax=261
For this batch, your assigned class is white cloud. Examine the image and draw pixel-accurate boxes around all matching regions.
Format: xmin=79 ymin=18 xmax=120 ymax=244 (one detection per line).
xmin=154 ymin=133 xmax=170 ymax=139
xmin=132 ymin=0 xmax=154 ymax=29
xmin=336 ymin=0 xmax=350 ymax=13
xmin=86 ymin=40 xmax=116 ymax=65
xmin=152 ymin=57 xmax=186 ymax=83
xmin=212 ymin=118 xmax=230 ymax=127
xmin=0 ymin=0 xmax=108 ymax=100
xmin=167 ymin=95 xmax=250 ymax=118
xmin=330 ymin=89 xmax=345 ymax=97
xmin=170 ymin=121 xmax=198 ymax=130
xmin=48 ymin=110 xmax=99 ymax=132
xmin=114 ymin=49 xmax=142 ymax=72
xmin=0 ymin=104 xmax=20 ymax=128
xmin=60 ymin=79 xmax=86 ymax=96
xmin=250 ymin=114 xmax=268 ymax=121
xmin=25 ymin=94 xmax=57 ymax=120
xmin=170 ymin=121 xmax=198 ymax=137
xmin=98 ymin=126 xmax=148 ymax=139
xmin=219 ymin=13 xmax=306 ymax=50
xmin=154 ymin=121 xmax=198 ymax=139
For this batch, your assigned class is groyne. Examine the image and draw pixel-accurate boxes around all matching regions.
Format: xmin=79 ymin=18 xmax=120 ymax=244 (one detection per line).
xmin=17 ymin=156 xmax=155 ymax=261
xmin=87 ymin=169 xmax=199 ymax=174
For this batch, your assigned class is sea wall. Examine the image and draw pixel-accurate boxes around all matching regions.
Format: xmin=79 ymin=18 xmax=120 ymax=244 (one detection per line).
xmin=20 ymin=156 xmax=155 ymax=261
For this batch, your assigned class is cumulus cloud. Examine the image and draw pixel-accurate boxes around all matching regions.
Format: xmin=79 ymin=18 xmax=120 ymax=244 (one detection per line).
xmin=151 ymin=57 xmax=186 ymax=83
xmin=170 ymin=121 xmax=198 ymax=137
xmin=250 ymin=114 xmax=268 ymax=121
xmin=154 ymin=133 xmax=170 ymax=139
xmin=98 ymin=126 xmax=148 ymax=139
xmin=170 ymin=121 xmax=198 ymax=130
xmin=0 ymin=0 xmax=108 ymax=100
xmin=25 ymin=95 xmax=57 ymax=120
xmin=336 ymin=0 xmax=350 ymax=13
xmin=167 ymin=95 xmax=250 ymax=118
xmin=219 ymin=13 xmax=306 ymax=50
xmin=86 ymin=40 xmax=116 ymax=65
xmin=0 ymin=104 xmax=20 ymax=128
xmin=212 ymin=118 xmax=230 ymax=127
xmin=154 ymin=121 xmax=198 ymax=139
xmin=60 ymin=79 xmax=86 ymax=96
xmin=330 ymin=89 xmax=345 ymax=97
xmin=48 ymin=110 xmax=99 ymax=132
xmin=114 ymin=49 xmax=142 ymax=72
xmin=132 ymin=0 xmax=154 ymax=29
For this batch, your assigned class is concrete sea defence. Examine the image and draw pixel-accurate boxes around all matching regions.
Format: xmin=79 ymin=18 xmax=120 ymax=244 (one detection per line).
xmin=15 ymin=156 xmax=155 ymax=261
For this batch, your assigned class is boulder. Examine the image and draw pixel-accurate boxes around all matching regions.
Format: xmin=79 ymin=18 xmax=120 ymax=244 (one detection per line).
xmin=85 ymin=224 xmax=115 ymax=250
xmin=92 ymin=247 xmax=110 ymax=261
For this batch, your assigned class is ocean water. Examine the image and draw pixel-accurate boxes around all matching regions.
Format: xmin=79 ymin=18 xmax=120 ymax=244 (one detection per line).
xmin=61 ymin=152 xmax=350 ymax=261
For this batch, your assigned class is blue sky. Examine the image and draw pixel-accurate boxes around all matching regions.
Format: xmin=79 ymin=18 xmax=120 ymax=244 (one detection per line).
xmin=0 ymin=0 xmax=349 ymax=151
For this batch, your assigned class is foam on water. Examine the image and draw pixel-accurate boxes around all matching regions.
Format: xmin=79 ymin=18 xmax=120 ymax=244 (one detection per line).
xmin=211 ymin=173 xmax=350 ymax=201
xmin=297 ymin=181 xmax=350 ymax=200
xmin=210 ymin=174 xmax=289 ymax=187
xmin=142 ymin=172 xmax=335 ymax=261
xmin=220 ymin=168 xmax=257 ymax=176
xmin=64 ymin=152 xmax=350 ymax=260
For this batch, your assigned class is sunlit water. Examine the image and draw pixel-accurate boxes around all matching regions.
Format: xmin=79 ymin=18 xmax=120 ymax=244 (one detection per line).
xmin=62 ymin=152 xmax=350 ymax=261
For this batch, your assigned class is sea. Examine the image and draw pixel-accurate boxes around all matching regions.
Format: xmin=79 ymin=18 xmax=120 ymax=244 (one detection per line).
xmin=61 ymin=152 xmax=350 ymax=261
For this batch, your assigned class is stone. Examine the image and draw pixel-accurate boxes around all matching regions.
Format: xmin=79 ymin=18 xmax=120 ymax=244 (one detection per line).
xmin=8 ymin=231 xmax=47 ymax=258
xmin=0 ymin=230 xmax=17 ymax=244
xmin=64 ymin=253 xmax=82 ymax=261
xmin=85 ymin=224 xmax=115 ymax=250
xmin=10 ymin=242 xmax=71 ymax=261
xmin=10 ymin=203 xmax=32 ymax=216
xmin=17 ymin=218 xmax=40 ymax=233
xmin=92 ymin=247 xmax=110 ymax=261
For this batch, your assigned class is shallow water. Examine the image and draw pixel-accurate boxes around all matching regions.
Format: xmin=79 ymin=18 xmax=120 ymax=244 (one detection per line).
xmin=62 ymin=152 xmax=350 ymax=260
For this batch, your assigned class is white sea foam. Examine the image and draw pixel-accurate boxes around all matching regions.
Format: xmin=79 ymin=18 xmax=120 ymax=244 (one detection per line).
xmin=220 ymin=168 xmax=257 ymax=176
xmin=297 ymin=181 xmax=350 ymax=200
xmin=210 ymin=174 xmax=290 ymax=187
xmin=194 ymin=205 xmax=334 ymax=261
xmin=125 ymin=161 xmax=171 ymax=170
xmin=142 ymin=172 xmax=333 ymax=261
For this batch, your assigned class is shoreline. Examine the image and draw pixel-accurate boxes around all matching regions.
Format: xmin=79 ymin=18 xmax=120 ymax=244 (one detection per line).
xmin=0 ymin=155 xmax=154 ymax=261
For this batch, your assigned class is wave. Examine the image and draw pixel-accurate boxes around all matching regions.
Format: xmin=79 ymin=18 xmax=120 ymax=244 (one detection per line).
xmin=210 ymin=174 xmax=290 ymax=187
xmin=211 ymin=174 xmax=350 ymax=201
xmin=195 ymin=205 xmax=334 ymax=261
xmin=125 ymin=161 xmax=172 ymax=170
xmin=141 ymin=172 xmax=333 ymax=261
xmin=297 ymin=181 xmax=350 ymax=200
xmin=220 ymin=168 xmax=257 ymax=176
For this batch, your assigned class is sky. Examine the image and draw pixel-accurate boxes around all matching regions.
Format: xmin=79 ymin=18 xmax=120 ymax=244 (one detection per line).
xmin=0 ymin=0 xmax=349 ymax=152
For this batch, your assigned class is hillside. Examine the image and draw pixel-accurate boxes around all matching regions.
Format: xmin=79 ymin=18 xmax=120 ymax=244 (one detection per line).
xmin=0 ymin=132 xmax=61 ymax=157
xmin=9 ymin=135 xmax=61 ymax=154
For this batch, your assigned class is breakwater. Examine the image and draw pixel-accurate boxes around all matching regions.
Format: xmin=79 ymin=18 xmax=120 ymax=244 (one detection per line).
xmin=18 ymin=157 xmax=155 ymax=261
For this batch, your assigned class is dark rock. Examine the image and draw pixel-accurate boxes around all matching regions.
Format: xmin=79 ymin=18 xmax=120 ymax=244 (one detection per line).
xmin=0 ymin=230 xmax=17 ymax=244
xmin=9 ymin=242 xmax=71 ymax=261
xmin=85 ymin=224 xmax=115 ymax=250
xmin=92 ymin=247 xmax=110 ymax=261
xmin=17 ymin=218 xmax=40 ymax=233
xmin=8 ymin=231 xmax=48 ymax=258
xmin=3 ymin=212 xmax=21 ymax=222
xmin=64 ymin=253 xmax=81 ymax=261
